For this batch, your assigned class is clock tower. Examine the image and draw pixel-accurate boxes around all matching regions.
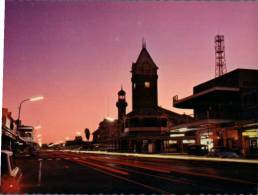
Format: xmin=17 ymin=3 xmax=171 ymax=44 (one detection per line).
xmin=131 ymin=41 xmax=158 ymax=111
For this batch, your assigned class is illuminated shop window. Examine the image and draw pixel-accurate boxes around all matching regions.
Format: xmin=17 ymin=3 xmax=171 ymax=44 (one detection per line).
xmin=144 ymin=82 xmax=150 ymax=88
xmin=169 ymin=140 xmax=177 ymax=144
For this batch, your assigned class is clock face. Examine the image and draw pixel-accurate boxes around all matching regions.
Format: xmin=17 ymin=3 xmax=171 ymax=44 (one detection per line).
xmin=144 ymin=82 xmax=150 ymax=88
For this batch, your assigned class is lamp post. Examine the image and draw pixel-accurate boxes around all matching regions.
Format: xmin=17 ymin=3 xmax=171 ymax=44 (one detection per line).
xmin=17 ymin=96 xmax=44 ymax=126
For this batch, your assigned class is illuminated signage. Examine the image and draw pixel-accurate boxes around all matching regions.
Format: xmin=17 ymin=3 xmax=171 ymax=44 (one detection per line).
xmin=242 ymin=130 xmax=258 ymax=138
xmin=170 ymin=133 xmax=185 ymax=137
xmin=183 ymin=140 xmax=195 ymax=144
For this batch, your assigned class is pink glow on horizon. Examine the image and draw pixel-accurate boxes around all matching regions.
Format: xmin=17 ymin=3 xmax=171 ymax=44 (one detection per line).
xmin=3 ymin=1 xmax=258 ymax=143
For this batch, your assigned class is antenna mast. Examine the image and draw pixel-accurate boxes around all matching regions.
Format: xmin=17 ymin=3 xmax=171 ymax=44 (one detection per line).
xmin=215 ymin=35 xmax=227 ymax=77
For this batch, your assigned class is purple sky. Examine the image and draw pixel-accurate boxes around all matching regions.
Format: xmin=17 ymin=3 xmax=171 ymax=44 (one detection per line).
xmin=3 ymin=1 xmax=258 ymax=143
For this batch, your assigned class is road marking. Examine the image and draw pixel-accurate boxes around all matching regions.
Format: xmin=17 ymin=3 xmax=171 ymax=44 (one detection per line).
xmin=56 ymin=158 xmax=61 ymax=160
xmin=37 ymin=160 xmax=42 ymax=186
xmin=38 ymin=158 xmax=43 ymax=161
xmin=47 ymin=158 xmax=52 ymax=160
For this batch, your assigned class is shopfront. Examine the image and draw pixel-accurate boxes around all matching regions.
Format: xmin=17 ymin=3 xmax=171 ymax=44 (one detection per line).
xmin=241 ymin=124 xmax=258 ymax=158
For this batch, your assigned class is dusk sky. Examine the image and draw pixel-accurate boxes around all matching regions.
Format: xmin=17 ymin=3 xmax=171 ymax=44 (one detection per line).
xmin=3 ymin=1 xmax=258 ymax=143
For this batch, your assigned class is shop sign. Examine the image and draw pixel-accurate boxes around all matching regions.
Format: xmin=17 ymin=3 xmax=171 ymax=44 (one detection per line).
xmin=242 ymin=130 xmax=258 ymax=138
xmin=170 ymin=133 xmax=185 ymax=137
xmin=183 ymin=140 xmax=195 ymax=144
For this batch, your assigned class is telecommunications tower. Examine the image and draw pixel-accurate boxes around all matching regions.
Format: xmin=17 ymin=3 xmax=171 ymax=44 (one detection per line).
xmin=215 ymin=35 xmax=227 ymax=77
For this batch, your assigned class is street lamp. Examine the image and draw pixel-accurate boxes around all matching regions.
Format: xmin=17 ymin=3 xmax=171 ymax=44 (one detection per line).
xmin=17 ymin=96 xmax=44 ymax=126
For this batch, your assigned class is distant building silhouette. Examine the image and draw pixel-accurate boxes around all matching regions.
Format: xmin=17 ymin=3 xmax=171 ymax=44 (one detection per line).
xmin=92 ymin=117 xmax=119 ymax=151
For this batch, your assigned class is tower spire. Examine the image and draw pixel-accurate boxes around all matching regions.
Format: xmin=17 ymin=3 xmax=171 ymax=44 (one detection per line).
xmin=142 ymin=37 xmax=146 ymax=49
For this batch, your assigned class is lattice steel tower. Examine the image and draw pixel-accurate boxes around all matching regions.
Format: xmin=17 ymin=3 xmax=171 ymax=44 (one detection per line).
xmin=215 ymin=35 xmax=227 ymax=77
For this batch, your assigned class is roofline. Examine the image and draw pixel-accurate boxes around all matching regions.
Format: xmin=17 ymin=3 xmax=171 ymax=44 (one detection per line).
xmin=195 ymin=68 xmax=258 ymax=89
xmin=174 ymin=86 xmax=240 ymax=106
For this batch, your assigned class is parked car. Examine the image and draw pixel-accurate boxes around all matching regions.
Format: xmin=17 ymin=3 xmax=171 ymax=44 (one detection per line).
xmin=1 ymin=150 xmax=22 ymax=193
xmin=207 ymin=147 xmax=239 ymax=158
xmin=187 ymin=144 xmax=208 ymax=156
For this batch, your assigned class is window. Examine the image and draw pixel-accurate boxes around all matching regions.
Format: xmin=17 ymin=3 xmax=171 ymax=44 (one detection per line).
xmin=144 ymin=82 xmax=150 ymax=88
xmin=119 ymin=95 xmax=125 ymax=100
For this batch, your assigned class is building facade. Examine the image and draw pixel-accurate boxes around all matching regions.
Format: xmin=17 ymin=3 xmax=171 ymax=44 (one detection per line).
xmin=92 ymin=118 xmax=119 ymax=151
xmin=120 ymin=44 xmax=191 ymax=153
xmin=2 ymin=108 xmax=17 ymax=151
xmin=172 ymin=69 xmax=258 ymax=156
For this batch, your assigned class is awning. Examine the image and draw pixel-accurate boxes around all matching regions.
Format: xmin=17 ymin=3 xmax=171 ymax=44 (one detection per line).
xmin=170 ymin=119 xmax=234 ymax=131
xmin=174 ymin=87 xmax=240 ymax=108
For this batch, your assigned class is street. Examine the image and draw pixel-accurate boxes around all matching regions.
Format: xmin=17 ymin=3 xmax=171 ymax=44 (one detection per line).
xmin=16 ymin=150 xmax=258 ymax=194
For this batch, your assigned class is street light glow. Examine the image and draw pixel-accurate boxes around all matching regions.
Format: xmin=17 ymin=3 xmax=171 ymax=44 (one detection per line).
xmin=35 ymin=125 xmax=42 ymax=130
xmin=29 ymin=96 xmax=44 ymax=102
xmin=76 ymin=131 xmax=82 ymax=136
xmin=105 ymin=117 xmax=115 ymax=122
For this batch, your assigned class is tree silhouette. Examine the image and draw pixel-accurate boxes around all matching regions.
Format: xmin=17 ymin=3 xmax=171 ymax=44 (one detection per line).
xmin=84 ymin=128 xmax=90 ymax=141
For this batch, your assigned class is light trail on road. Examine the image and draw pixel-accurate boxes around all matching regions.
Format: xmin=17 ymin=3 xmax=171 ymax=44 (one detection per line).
xmin=52 ymin=152 xmax=171 ymax=194
xmin=18 ymin=150 xmax=257 ymax=194
xmin=64 ymin=150 xmax=258 ymax=164
xmin=46 ymin=150 xmax=258 ymax=194
xmin=57 ymin=150 xmax=258 ymax=186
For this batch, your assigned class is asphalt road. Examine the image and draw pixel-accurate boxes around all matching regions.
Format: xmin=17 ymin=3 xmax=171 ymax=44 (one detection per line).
xmin=15 ymin=150 xmax=258 ymax=194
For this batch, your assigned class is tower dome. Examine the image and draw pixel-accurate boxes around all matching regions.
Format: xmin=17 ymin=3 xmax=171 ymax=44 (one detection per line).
xmin=118 ymin=88 xmax=126 ymax=96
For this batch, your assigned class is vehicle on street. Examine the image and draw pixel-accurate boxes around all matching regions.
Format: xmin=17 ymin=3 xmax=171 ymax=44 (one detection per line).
xmin=1 ymin=150 xmax=22 ymax=193
xmin=187 ymin=144 xmax=208 ymax=156
xmin=207 ymin=147 xmax=239 ymax=158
